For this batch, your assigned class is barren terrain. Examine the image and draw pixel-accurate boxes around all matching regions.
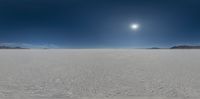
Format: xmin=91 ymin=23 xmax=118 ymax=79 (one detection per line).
xmin=0 ymin=49 xmax=199 ymax=99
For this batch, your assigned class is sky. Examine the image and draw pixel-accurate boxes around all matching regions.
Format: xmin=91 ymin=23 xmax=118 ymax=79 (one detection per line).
xmin=0 ymin=0 xmax=199 ymax=48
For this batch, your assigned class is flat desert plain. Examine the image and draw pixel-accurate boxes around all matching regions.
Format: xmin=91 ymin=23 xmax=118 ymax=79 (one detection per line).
xmin=0 ymin=49 xmax=199 ymax=99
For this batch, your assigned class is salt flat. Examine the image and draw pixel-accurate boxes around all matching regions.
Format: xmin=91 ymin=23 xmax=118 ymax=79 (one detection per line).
xmin=0 ymin=49 xmax=200 ymax=99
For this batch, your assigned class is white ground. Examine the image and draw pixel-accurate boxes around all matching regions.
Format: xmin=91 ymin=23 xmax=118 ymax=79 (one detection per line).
xmin=0 ymin=49 xmax=200 ymax=99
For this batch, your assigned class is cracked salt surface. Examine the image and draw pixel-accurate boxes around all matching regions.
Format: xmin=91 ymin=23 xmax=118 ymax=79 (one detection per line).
xmin=0 ymin=49 xmax=199 ymax=99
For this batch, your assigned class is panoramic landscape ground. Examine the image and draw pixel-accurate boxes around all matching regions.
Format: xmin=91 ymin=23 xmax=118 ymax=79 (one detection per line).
xmin=0 ymin=49 xmax=199 ymax=99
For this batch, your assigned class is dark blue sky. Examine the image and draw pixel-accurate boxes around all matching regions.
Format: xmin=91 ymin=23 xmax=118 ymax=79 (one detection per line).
xmin=0 ymin=0 xmax=199 ymax=48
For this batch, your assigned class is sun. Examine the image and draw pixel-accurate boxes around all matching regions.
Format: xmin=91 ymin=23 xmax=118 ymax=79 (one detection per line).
xmin=130 ymin=23 xmax=140 ymax=31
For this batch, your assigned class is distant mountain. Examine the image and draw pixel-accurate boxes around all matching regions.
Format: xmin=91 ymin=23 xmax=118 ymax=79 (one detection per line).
xmin=0 ymin=44 xmax=27 ymax=49
xmin=148 ymin=47 xmax=162 ymax=49
xmin=0 ymin=43 xmax=59 ymax=49
xmin=0 ymin=45 xmax=27 ymax=49
xmin=170 ymin=45 xmax=200 ymax=49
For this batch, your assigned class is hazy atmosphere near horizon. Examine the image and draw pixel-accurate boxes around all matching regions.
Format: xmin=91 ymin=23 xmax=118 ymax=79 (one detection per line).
xmin=0 ymin=0 xmax=199 ymax=48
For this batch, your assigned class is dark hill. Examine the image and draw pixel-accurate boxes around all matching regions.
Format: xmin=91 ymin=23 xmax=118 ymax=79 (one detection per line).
xmin=170 ymin=45 xmax=200 ymax=49
xmin=0 ymin=46 xmax=27 ymax=49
